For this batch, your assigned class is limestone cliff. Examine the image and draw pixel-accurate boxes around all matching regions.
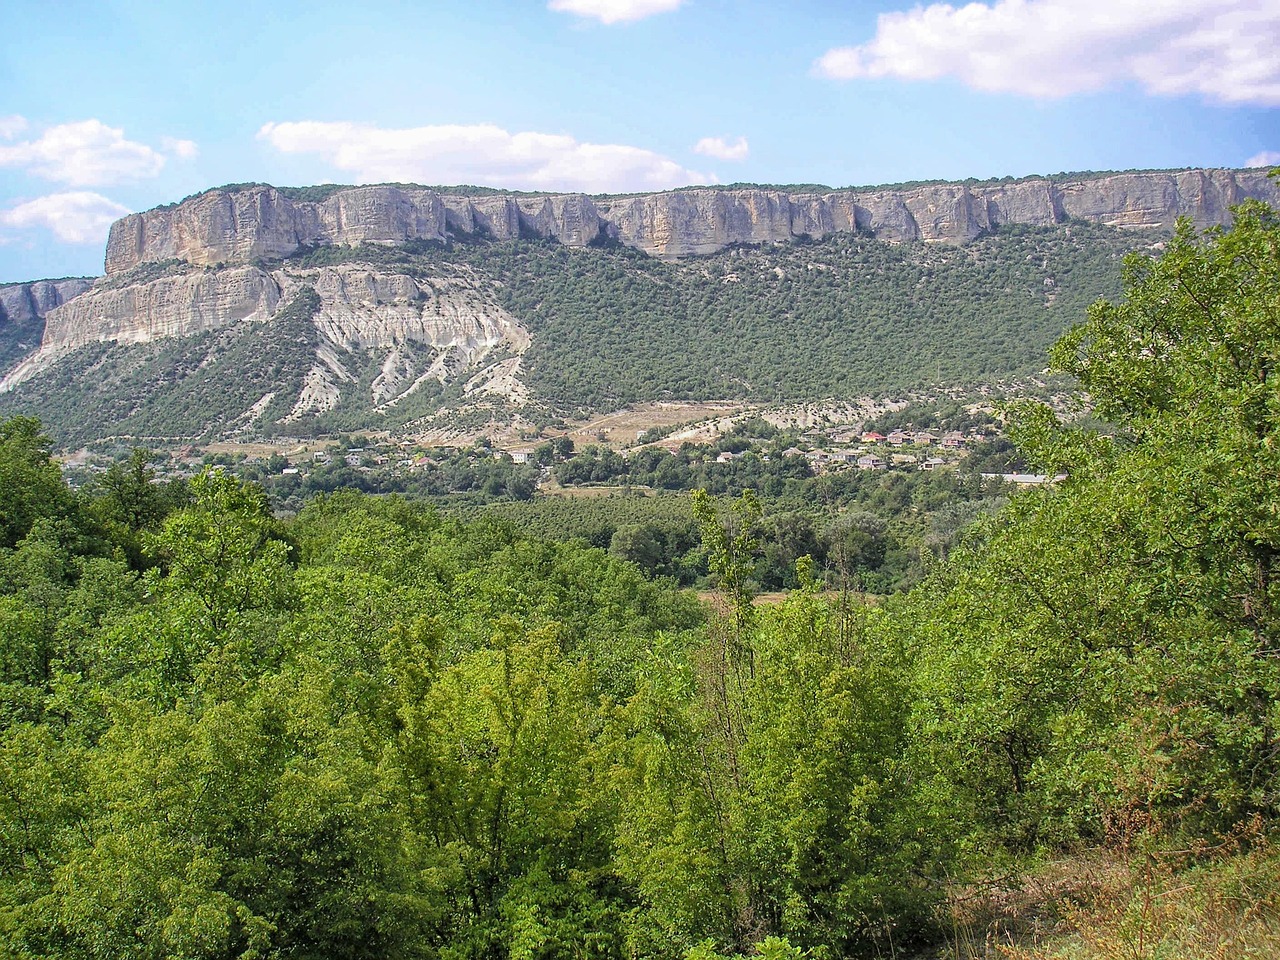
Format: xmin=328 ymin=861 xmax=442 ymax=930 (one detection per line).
xmin=42 ymin=267 xmax=281 ymax=349
xmin=0 ymin=278 xmax=94 ymax=326
xmin=2 ymin=260 xmax=528 ymax=416
xmin=104 ymin=186 xmax=450 ymax=274
xmin=0 ymin=278 xmax=95 ymax=375
xmin=277 ymin=263 xmax=528 ymax=414
xmin=102 ymin=168 xmax=1280 ymax=273
xmin=8 ymin=167 xmax=1276 ymax=432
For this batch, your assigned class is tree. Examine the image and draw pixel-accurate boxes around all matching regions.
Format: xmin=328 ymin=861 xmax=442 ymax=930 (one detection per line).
xmin=124 ymin=470 xmax=296 ymax=705
xmin=905 ymin=201 xmax=1280 ymax=848
xmin=610 ymin=522 xmax=666 ymax=574
xmin=87 ymin=448 xmax=171 ymax=570
xmin=0 ymin=417 xmax=76 ymax=550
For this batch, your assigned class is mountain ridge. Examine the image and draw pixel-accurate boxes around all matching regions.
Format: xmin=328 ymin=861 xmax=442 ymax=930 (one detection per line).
xmin=103 ymin=167 xmax=1279 ymax=272
xmin=1 ymin=167 xmax=1274 ymax=445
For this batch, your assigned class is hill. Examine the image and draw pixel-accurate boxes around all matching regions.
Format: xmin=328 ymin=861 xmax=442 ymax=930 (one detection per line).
xmin=2 ymin=169 xmax=1275 ymax=445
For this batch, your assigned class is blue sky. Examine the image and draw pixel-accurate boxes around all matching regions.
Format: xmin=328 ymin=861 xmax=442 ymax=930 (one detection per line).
xmin=1 ymin=0 xmax=1277 ymax=282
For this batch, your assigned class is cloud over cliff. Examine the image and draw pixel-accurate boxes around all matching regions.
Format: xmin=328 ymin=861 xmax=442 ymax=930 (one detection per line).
xmin=257 ymin=121 xmax=711 ymax=194
xmin=0 ymin=191 xmax=130 ymax=243
xmin=0 ymin=119 xmax=196 ymax=187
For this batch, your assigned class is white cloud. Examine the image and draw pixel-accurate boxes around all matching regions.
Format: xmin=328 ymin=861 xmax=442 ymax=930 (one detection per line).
xmin=0 ymin=115 xmax=28 ymax=140
xmin=258 ymin=120 xmax=711 ymax=193
xmin=0 ymin=119 xmax=167 ymax=186
xmin=0 ymin=192 xmax=131 ymax=244
xmin=1246 ymin=150 xmax=1280 ymax=167
xmin=548 ymin=0 xmax=684 ymax=24
xmin=161 ymin=136 xmax=199 ymax=160
xmin=814 ymin=0 xmax=1280 ymax=105
xmin=693 ymin=136 xmax=749 ymax=162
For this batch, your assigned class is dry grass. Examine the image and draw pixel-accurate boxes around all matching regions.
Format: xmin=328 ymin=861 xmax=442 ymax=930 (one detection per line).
xmin=935 ymin=835 xmax=1280 ymax=960
xmin=537 ymin=482 xmax=648 ymax=499
xmin=571 ymin=401 xmax=752 ymax=448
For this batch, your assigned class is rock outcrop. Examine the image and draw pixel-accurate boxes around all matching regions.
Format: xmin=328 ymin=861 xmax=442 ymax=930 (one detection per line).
xmin=9 ymin=167 xmax=1276 ymax=425
xmin=284 ymin=263 xmax=529 ymax=409
xmin=0 ymin=278 xmax=94 ymax=326
xmin=102 ymin=168 xmax=1280 ymax=273
xmin=104 ymin=186 xmax=450 ymax=274
xmin=0 ymin=278 xmax=95 ymax=378
xmin=42 ymin=267 xmax=281 ymax=349
xmin=3 ymin=261 xmax=529 ymax=411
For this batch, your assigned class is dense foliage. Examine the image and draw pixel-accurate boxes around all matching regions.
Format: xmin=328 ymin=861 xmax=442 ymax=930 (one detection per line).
xmin=470 ymin=223 xmax=1156 ymax=412
xmin=469 ymin=451 xmax=1007 ymax=592
xmin=895 ymin=200 xmax=1280 ymax=853
xmin=2 ymin=201 xmax=1278 ymax=959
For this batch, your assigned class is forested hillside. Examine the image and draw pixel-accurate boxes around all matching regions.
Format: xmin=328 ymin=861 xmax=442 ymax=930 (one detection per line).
xmin=1 ymin=220 xmax=1157 ymax=444
xmin=1 ymin=201 xmax=1278 ymax=959
xmin=300 ymin=220 xmax=1158 ymax=413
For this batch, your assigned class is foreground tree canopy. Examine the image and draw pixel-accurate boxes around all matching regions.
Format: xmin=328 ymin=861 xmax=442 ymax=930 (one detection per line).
xmin=1 ymin=200 xmax=1278 ymax=958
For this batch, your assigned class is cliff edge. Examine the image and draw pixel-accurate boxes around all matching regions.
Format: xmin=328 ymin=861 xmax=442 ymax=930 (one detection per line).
xmin=104 ymin=168 xmax=1280 ymax=273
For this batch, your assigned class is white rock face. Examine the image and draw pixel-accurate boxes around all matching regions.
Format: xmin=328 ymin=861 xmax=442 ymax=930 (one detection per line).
xmin=316 ymin=187 xmax=446 ymax=245
xmin=2 ymin=268 xmax=281 ymax=391
xmin=0 ymin=278 xmax=94 ymax=324
xmin=3 ymin=260 xmax=530 ymax=412
xmin=18 ymin=167 xmax=1277 ymax=413
xmin=102 ymin=169 xmax=1280 ymax=273
xmin=43 ymin=267 xmax=281 ymax=348
xmin=283 ymin=263 xmax=527 ymax=360
xmin=272 ymin=264 xmax=530 ymax=413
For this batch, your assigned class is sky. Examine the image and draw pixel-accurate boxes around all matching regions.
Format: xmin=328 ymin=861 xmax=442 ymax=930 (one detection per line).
xmin=1 ymin=0 xmax=1278 ymax=282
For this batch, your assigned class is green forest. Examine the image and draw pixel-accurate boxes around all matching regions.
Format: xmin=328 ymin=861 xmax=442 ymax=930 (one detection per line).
xmin=294 ymin=219 xmax=1155 ymax=415
xmin=2 ymin=202 xmax=1280 ymax=958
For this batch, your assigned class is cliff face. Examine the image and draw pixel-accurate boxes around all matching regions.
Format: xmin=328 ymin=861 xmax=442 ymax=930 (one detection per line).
xmin=2 ymin=261 xmax=529 ymax=415
xmin=0 ymin=278 xmax=94 ymax=326
xmin=0 ymin=278 xmax=95 ymax=375
xmin=103 ymin=186 xmax=451 ymax=273
xmin=103 ymin=168 xmax=1280 ymax=273
xmin=41 ymin=267 xmax=281 ymax=349
xmin=8 ymin=167 xmax=1274 ymax=433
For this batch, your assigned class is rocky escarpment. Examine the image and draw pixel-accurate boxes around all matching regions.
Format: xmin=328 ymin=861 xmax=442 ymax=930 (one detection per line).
xmin=0 ymin=278 xmax=94 ymax=325
xmin=2 ymin=261 xmax=529 ymax=416
xmin=286 ymin=263 xmax=529 ymax=414
xmin=41 ymin=267 xmax=280 ymax=349
xmin=0 ymin=278 xmax=95 ymax=374
xmin=103 ymin=168 xmax=1280 ymax=272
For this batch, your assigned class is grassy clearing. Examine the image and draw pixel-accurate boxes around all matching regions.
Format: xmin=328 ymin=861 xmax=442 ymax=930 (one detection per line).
xmin=937 ymin=834 xmax=1280 ymax=960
